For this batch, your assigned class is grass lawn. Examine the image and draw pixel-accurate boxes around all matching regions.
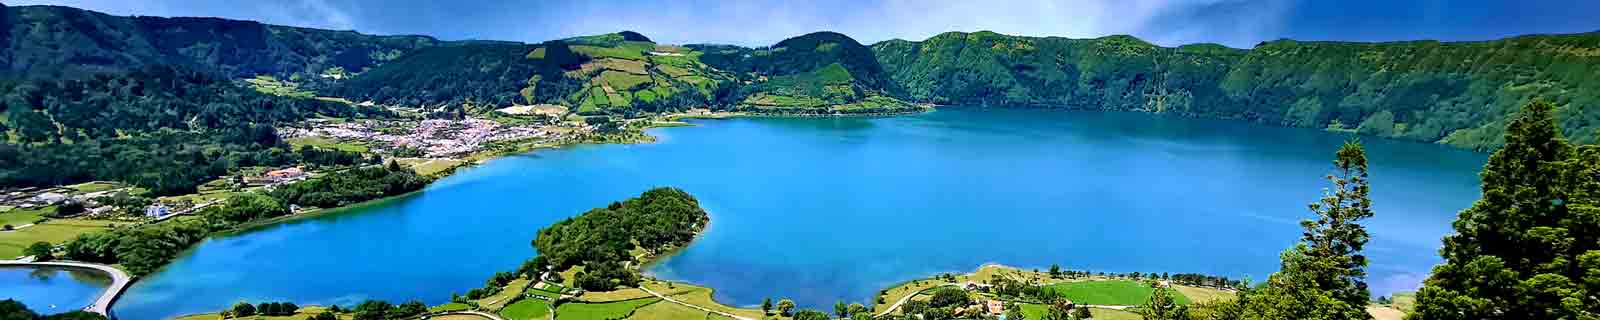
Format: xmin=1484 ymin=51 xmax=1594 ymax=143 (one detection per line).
xmin=1091 ymin=308 xmax=1144 ymax=320
xmin=626 ymin=300 xmax=734 ymax=320
xmin=501 ymin=298 xmax=551 ymax=320
xmin=0 ymin=208 xmax=45 ymax=227
xmin=67 ymin=181 xmax=122 ymax=193
xmin=286 ymin=136 xmax=369 ymax=153
xmin=0 ymin=219 xmax=116 ymax=259
xmin=431 ymin=302 xmax=472 ymax=313
xmin=174 ymin=306 xmax=349 ymax=320
xmin=874 ymin=279 xmax=952 ymax=313
xmin=1391 ymin=292 xmax=1416 ymax=313
xmin=578 ymin=288 xmax=654 ymax=302
xmin=477 ymin=278 xmax=533 ymax=311
xmin=641 ymin=281 xmax=764 ymax=319
xmin=1173 ymin=285 xmax=1235 ymax=304
xmin=1046 ymin=280 xmax=1190 ymax=306
xmin=555 ymin=298 xmax=660 ymax=320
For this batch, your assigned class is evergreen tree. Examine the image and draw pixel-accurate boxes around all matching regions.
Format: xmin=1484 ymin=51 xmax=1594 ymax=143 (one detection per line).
xmin=762 ymin=298 xmax=773 ymax=315
xmin=1240 ymin=140 xmax=1375 ymax=320
xmin=1411 ymin=100 xmax=1600 ymax=319
xmin=1139 ymin=286 xmax=1185 ymax=320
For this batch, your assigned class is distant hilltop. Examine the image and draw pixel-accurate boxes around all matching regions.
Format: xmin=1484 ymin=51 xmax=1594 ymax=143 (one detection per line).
xmin=4 ymin=4 xmax=1600 ymax=150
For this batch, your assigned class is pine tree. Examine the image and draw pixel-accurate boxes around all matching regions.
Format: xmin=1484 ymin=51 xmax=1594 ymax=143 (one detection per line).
xmin=1241 ymin=140 xmax=1375 ymax=319
xmin=1411 ymin=100 xmax=1600 ymax=319
xmin=1139 ymin=286 xmax=1185 ymax=320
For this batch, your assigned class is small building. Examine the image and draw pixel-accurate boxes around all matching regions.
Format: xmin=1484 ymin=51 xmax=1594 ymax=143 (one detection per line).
xmin=87 ymin=206 xmax=114 ymax=215
xmin=32 ymin=192 xmax=68 ymax=205
xmin=144 ymin=204 xmax=171 ymax=218
xmin=266 ymin=167 xmax=307 ymax=181
xmin=986 ymin=300 xmax=1005 ymax=316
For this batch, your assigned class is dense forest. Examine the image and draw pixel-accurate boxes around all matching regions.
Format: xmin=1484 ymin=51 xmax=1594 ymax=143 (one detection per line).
xmin=0 ymin=65 xmax=384 ymax=195
xmin=872 ymin=31 xmax=1600 ymax=150
xmin=0 ymin=3 xmax=476 ymax=80
xmin=269 ymin=162 xmax=430 ymax=208
xmin=530 ymin=187 xmax=709 ymax=291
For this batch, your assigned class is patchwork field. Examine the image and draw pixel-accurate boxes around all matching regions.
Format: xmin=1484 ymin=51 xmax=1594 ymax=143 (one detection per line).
xmin=1045 ymin=280 xmax=1191 ymax=306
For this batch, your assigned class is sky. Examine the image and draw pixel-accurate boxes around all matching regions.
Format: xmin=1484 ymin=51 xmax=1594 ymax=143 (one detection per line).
xmin=10 ymin=0 xmax=1600 ymax=48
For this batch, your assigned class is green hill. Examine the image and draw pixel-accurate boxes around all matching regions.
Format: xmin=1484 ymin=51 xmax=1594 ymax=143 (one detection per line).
xmin=332 ymin=32 xmax=741 ymax=115
xmin=692 ymin=32 xmax=916 ymax=114
xmin=0 ymin=4 xmax=486 ymax=80
xmin=873 ymin=31 xmax=1600 ymax=150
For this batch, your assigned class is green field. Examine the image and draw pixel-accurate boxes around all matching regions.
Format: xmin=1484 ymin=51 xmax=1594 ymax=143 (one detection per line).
xmin=431 ymin=302 xmax=471 ymax=313
xmin=625 ymin=300 xmax=734 ymax=320
xmin=1045 ymin=280 xmax=1191 ymax=306
xmin=555 ymin=298 xmax=661 ymax=320
xmin=67 ymin=181 xmax=123 ymax=193
xmin=286 ymin=136 xmax=370 ymax=153
xmin=1018 ymin=304 xmax=1139 ymax=320
xmin=501 ymin=299 xmax=551 ymax=320
xmin=0 ymin=207 xmax=47 ymax=227
xmin=0 ymin=219 xmax=116 ymax=259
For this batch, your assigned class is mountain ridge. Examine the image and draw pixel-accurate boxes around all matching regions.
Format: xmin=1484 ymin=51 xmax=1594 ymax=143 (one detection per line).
xmin=5 ymin=4 xmax=1600 ymax=149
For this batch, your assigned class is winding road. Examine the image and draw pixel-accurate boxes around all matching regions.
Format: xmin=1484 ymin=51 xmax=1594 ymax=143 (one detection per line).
xmin=876 ymin=283 xmax=957 ymax=317
xmin=1 ymin=259 xmax=133 ymax=317
xmin=638 ymin=286 xmax=756 ymax=320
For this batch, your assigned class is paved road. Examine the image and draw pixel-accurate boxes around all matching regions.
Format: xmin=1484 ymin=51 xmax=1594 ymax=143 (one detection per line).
xmin=876 ymin=283 xmax=956 ymax=317
xmin=0 ymin=259 xmax=133 ymax=317
xmin=639 ymin=286 xmax=756 ymax=320
xmin=427 ymin=310 xmax=507 ymax=320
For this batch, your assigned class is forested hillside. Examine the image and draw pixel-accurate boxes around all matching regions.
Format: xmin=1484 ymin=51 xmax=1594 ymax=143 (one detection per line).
xmin=872 ymin=31 xmax=1600 ymax=150
xmin=0 ymin=4 xmax=463 ymax=80
xmin=333 ymin=32 xmax=741 ymax=115
xmin=692 ymin=32 xmax=918 ymax=114
xmin=0 ymin=65 xmax=383 ymax=195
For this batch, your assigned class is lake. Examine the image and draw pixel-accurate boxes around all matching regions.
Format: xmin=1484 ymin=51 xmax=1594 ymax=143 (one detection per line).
xmin=109 ymin=108 xmax=1485 ymax=319
xmin=2 ymin=266 xmax=111 ymax=315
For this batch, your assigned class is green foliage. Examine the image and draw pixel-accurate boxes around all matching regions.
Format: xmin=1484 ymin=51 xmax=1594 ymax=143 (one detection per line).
xmin=0 ymin=65 xmax=385 ymax=195
xmin=1232 ymin=141 xmax=1375 ymax=319
xmin=269 ymin=163 xmax=430 ymax=208
xmin=22 ymin=241 xmax=51 ymax=261
xmin=778 ymin=299 xmax=796 ymax=316
xmin=0 ymin=299 xmax=108 ymax=320
xmin=0 ymin=5 xmax=448 ymax=80
xmin=1139 ymin=286 xmax=1187 ymax=320
xmin=533 ymin=187 xmax=709 ymax=290
xmin=928 ymin=288 xmax=970 ymax=308
xmin=1412 ymin=100 xmax=1600 ymax=319
xmin=873 ymin=31 xmax=1600 ymax=150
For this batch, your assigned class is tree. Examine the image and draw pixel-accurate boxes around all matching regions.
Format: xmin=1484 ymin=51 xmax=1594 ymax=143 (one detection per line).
xmin=1412 ymin=100 xmax=1600 ymax=319
xmin=836 ymin=301 xmax=849 ymax=318
xmin=848 ymin=303 xmax=868 ymax=317
xmin=929 ymin=288 xmax=970 ymax=308
xmin=1138 ymin=286 xmax=1185 ymax=320
xmin=353 ymin=300 xmax=393 ymax=320
xmin=778 ymin=299 xmax=797 ymax=317
xmin=1049 ymin=264 xmax=1062 ymax=278
xmin=1004 ymin=302 xmax=1026 ymax=320
xmin=1045 ymin=297 xmax=1073 ymax=320
xmin=1240 ymin=140 xmax=1376 ymax=319
xmin=232 ymin=302 xmax=257 ymax=317
xmin=54 ymin=202 xmax=85 ymax=217
xmin=1072 ymin=305 xmax=1091 ymax=320
xmin=762 ymin=298 xmax=773 ymax=315
xmin=2 ymin=299 xmax=39 ymax=320
xmin=794 ymin=310 xmax=831 ymax=320
xmin=23 ymin=242 xmax=52 ymax=261
xmin=310 ymin=312 xmax=338 ymax=320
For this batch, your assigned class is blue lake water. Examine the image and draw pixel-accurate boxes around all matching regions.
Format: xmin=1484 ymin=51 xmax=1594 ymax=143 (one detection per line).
xmin=109 ymin=109 xmax=1485 ymax=319
xmin=2 ymin=266 xmax=111 ymax=315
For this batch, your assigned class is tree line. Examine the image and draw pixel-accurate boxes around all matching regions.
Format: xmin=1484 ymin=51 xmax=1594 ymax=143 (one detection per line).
xmin=56 ymin=162 xmax=429 ymax=276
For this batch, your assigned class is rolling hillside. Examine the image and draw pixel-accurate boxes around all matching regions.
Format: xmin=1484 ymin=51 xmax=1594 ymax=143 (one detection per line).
xmin=873 ymin=31 xmax=1600 ymax=149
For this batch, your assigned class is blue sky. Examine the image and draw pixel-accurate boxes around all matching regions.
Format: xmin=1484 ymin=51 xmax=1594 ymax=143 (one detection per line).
xmin=12 ymin=0 xmax=1600 ymax=48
